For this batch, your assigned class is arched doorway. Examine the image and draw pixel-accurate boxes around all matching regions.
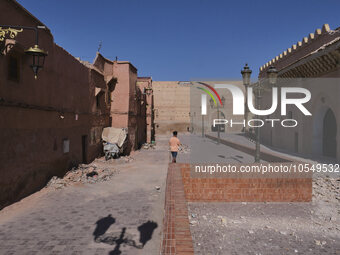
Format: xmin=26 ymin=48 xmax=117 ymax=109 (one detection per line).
xmin=323 ymin=109 xmax=337 ymax=157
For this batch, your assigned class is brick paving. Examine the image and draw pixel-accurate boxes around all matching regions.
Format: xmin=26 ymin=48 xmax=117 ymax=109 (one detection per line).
xmin=161 ymin=163 xmax=194 ymax=255
xmin=0 ymin=136 xmax=170 ymax=255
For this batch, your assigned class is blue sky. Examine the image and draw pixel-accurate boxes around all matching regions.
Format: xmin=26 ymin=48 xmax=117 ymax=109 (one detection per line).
xmin=17 ymin=0 xmax=340 ymax=81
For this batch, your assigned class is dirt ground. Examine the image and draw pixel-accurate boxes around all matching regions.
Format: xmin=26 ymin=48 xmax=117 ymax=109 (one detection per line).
xmin=188 ymin=177 xmax=340 ymax=255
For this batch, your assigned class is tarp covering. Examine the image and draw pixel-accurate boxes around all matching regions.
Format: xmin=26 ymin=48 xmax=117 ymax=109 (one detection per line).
xmin=101 ymin=127 xmax=127 ymax=147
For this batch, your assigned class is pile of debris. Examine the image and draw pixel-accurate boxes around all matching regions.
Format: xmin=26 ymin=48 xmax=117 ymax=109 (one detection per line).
xmin=111 ymin=155 xmax=135 ymax=164
xmin=142 ymin=143 xmax=155 ymax=150
xmin=313 ymin=177 xmax=340 ymax=202
xmin=312 ymin=177 xmax=340 ymax=232
xmin=46 ymin=164 xmax=119 ymax=189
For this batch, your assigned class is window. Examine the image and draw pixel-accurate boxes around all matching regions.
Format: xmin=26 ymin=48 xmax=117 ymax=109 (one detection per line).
xmin=96 ymin=92 xmax=104 ymax=109
xmin=63 ymin=139 xmax=70 ymax=153
xmin=96 ymin=95 xmax=100 ymax=108
xmin=8 ymin=55 xmax=20 ymax=82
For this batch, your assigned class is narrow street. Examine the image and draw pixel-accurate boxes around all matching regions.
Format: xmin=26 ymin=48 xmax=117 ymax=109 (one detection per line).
xmin=0 ymin=136 xmax=170 ymax=255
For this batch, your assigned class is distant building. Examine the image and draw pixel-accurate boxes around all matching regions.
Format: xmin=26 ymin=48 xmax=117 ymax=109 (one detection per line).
xmin=152 ymin=80 xmax=245 ymax=136
xmin=91 ymin=55 xmax=151 ymax=151
xmin=153 ymin=81 xmax=190 ymax=134
xmin=259 ymin=24 xmax=340 ymax=161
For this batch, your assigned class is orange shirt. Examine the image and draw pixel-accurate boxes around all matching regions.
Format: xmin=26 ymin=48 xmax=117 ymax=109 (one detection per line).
xmin=169 ymin=137 xmax=180 ymax=152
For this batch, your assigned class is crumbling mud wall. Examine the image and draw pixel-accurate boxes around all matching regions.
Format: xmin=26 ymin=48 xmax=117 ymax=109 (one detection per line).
xmin=0 ymin=0 xmax=110 ymax=208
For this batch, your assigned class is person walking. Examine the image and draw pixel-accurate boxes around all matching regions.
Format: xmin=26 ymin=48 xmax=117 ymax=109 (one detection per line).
xmin=169 ymin=131 xmax=181 ymax=163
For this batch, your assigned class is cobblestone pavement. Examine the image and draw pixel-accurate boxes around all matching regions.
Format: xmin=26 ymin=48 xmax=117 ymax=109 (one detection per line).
xmin=0 ymin=135 xmax=171 ymax=255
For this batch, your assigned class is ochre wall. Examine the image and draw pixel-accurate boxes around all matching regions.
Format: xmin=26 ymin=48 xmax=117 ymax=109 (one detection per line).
xmin=153 ymin=81 xmax=190 ymax=134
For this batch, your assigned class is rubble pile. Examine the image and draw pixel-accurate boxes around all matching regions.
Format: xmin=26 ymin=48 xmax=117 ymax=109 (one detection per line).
xmin=313 ymin=177 xmax=340 ymax=202
xmin=116 ymin=155 xmax=134 ymax=163
xmin=142 ymin=143 xmax=155 ymax=150
xmin=312 ymin=177 xmax=340 ymax=229
xmin=46 ymin=164 xmax=119 ymax=189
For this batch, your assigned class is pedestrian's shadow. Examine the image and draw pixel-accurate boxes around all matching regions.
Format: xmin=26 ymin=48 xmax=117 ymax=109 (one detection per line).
xmin=137 ymin=220 xmax=158 ymax=247
xmin=93 ymin=214 xmax=116 ymax=242
xmin=93 ymin=217 xmax=158 ymax=255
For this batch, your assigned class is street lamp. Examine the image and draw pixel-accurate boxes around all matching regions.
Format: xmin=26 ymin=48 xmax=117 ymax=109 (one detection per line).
xmin=248 ymin=65 xmax=278 ymax=163
xmin=241 ymin=63 xmax=252 ymax=132
xmin=0 ymin=25 xmax=48 ymax=79
xmin=25 ymin=45 xmax=48 ymax=79
xmin=241 ymin=63 xmax=252 ymax=86
xmin=209 ymin=96 xmax=224 ymax=144
xmin=267 ymin=65 xmax=278 ymax=85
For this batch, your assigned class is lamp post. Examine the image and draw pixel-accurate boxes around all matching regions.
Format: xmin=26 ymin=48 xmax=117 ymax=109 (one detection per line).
xmin=0 ymin=25 xmax=48 ymax=79
xmin=253 ymin=83 xmax=263 ymax=163
xmin=219 ymin=96 xmax=225 ymax=143
xmin=241 ymin=63 xmax=252 ymax=132
xmin=189 ymin=111 xmax=195 ymax=133
xmin=209 ymin=97 xmax=220 ymax=143
xmin=209 ymin=96 xmax=225 ymax=144
xmin=217 ymin=102 xmax=220 ymax=144
xmin=202 ymin=114 xmax=204 ymax=138
xmin=245 ymin=65 xmax=278 ymax=163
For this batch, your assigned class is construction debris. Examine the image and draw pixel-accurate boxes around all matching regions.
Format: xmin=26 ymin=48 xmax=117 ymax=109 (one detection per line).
xmin=313 ymin=177 xmax=340 ymax=202
xmin=118 ymin=155 xmax=134 ymax=163
xmin=142 ymin=143 xmax=155 ymax=150
xmin=46 ymin=164 xmax=119 ymax=189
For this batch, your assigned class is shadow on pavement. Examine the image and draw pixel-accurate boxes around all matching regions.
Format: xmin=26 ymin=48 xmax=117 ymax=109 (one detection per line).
xmin=93 ymin=214 xmax=116 ymax=241
xmin=93 ymin=216 xmax=158 ymax=255
xmin=137 ymin=220 xmax=158 ymax=247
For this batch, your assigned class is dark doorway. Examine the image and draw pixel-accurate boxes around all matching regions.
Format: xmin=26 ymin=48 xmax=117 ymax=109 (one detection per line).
xmin=323 ymin=109 xmax=337 ymax=158
xmin=82 ymin=135 xmax=88 ymax=163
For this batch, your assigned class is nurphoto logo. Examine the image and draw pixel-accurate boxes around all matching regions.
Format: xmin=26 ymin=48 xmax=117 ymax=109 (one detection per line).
xmin=197 ymin=83 xmax=312 ymax=128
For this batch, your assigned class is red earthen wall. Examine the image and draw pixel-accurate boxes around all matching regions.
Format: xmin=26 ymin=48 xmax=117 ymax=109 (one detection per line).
xmin=0 ymin=0 xmax=109 ymax=208
xmin=137 ymin=77 xmax=154 ymax=143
